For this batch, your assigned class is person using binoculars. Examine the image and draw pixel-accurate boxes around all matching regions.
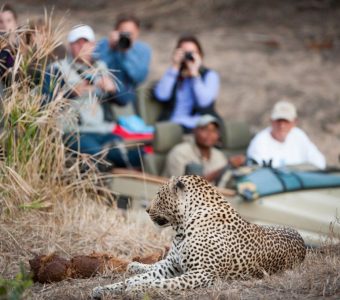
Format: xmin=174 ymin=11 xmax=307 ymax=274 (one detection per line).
xmin=154 ymin=35 xmax=220 ymax=133
xmin=94 ymin=13 xmax=151 ymax=106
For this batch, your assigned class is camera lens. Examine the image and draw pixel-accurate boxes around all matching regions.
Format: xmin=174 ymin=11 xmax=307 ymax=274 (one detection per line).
xmin=117 ymin=32 xmax=132 ymax=50
xmin=184 ymin=52 xmax=194 ymax=62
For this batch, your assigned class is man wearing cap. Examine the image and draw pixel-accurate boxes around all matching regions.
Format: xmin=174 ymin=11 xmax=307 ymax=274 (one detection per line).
xmin=247 ymin=100 xmax=326 ymax=169
xmin=94 ymin=13 xmax=151 ymax=106
xmin=43 ymin=25 xmax=141 ymax=169
xmin=163 ymin=114 xmax=233 ymax=183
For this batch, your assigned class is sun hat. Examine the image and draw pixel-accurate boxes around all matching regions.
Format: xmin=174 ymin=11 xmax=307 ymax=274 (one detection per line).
xmin=196 ymin=114 xmax=219 ymax=128
xmin=67 ymin=25 xmax=95 ymax=43
xmin=271 ymin=100 xmax=297 ymax=122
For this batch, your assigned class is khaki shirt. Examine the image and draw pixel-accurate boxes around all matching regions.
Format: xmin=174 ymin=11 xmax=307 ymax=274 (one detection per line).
xmin=162 ymin=140 xmax=227 ymax=179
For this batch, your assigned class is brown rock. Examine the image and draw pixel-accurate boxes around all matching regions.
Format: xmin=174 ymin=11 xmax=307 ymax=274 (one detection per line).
xmin=29 ymin=255 xmax=46 ymax=282
xmin=37 ymin=254 xmax=70 ymax=283
xmin=70 ymin=255 xmax=103 ymax=278
xmin=106 ymin=257 xmax=129 ymax=273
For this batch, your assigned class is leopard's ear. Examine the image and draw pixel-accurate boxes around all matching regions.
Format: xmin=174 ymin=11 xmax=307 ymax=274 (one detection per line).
xmin=169 ymin=176 xmax=185 ymax=194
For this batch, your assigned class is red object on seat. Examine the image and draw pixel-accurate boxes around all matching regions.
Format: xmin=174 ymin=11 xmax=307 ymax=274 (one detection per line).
xmin=143 ymin=145 xmax=154 ymax=154
xmin=112 ymin=124 xmax=154 ymax=141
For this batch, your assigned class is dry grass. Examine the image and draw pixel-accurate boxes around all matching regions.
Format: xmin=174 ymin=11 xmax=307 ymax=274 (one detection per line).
xmin=0 ymin=199 xmax=172 ymax=299
xmin=1 ymin=200 xmax=339 ymax=299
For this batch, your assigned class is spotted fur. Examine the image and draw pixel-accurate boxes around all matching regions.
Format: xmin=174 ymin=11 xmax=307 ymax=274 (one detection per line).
xmin=92 ymin=175 xmax=306 ymax=298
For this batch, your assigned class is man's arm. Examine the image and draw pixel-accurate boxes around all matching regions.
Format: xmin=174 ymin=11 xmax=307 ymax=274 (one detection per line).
xmin=302 ymin=133 xmax=326 ymax=169
xmin=154 ymin=68 xmax=178 ymax=102
xmin=120 ymin=42 xmax=151 ymax=84
xmin=191 ymin=70 xmax=220 ymax=107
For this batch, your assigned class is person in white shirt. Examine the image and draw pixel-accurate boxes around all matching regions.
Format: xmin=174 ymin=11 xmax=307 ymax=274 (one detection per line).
xmin=247 ymin=100 xmax=326 ymax=169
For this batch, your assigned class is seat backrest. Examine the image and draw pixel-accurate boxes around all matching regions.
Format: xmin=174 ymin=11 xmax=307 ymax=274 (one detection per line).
xmin=136 ymin=82 xmax=163 ymax=125
xmin=220 ymin=120 xmax=252 ymax=156
xmin=143 ymin=122 xmax=183 ymax=175
xmin=111 ymin=101 xmax=136 ymax=118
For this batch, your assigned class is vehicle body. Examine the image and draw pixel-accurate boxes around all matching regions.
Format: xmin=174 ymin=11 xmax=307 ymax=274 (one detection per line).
xmin=110 ymin=168 xmax=340 ymax=247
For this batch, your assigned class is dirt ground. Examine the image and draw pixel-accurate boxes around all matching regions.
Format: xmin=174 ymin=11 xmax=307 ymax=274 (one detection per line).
xmin=13 ymin=0 xmax=340 ymax=165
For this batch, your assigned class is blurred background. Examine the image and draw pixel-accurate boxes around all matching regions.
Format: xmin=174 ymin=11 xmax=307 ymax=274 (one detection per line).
xmin=10 ymin=0 xmax=340 ymax=164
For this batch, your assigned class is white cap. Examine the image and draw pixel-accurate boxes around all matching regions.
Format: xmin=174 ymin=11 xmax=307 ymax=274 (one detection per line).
xmin=67 ymin=25 xmax=95 ymax=43
xmin=196 ymin=114 xmax=219 ymax=128
xmin=271 ymin=100 xmax=297 ymax=122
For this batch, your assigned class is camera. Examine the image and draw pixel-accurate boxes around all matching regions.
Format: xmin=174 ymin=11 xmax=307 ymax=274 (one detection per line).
xmin=117 ymin=32 xmax=132 ymax=50
xmin=183 ymin=51 xmax=195 ymax=62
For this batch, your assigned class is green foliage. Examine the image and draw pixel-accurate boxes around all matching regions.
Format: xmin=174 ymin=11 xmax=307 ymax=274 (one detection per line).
xmin=0 ymin=264 xmax=33 ymax=300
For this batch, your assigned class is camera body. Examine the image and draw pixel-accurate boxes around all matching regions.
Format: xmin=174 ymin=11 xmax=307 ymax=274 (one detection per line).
xmin=183 ymin=51 xmax=195 ymax=62
xmin=117 ymin=32 xmax=132 ymax=50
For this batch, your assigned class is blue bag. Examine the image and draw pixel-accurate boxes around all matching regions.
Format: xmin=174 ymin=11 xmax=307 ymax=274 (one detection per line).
xmin=237 ymin=167 xmax=340 ymax=201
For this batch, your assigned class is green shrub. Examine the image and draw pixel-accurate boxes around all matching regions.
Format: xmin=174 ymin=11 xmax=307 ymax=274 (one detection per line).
xmin=0 ymin=264 xmax=32 ymax=300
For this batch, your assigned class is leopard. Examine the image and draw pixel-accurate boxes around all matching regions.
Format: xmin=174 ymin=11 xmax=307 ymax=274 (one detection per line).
xmin=92 ymin=175 xmax=306 ymax=299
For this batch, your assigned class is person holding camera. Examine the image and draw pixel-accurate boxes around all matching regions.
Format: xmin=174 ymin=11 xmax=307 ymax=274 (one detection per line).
xmin=94 ymin=13 xmax=151 ymax=106
xmin=43 ymin=25 xmax=142 ymax=169
xmin=154 ymin=35 xmax=220 ymax=132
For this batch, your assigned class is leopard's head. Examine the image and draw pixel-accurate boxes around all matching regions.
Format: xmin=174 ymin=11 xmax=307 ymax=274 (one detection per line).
xmin=146 ymin=175 xmax=211 ymax=227
xmin=146 ymin=176 xmax=187 ymax=227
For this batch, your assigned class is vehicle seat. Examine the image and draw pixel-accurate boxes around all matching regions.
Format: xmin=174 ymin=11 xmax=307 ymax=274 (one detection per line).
xmin=143 ymin=122 xmax=183 ymax=175
xmin=136 ymin=82 xmax=163 ymax=125
xmin=220 ymin=120 xmax=252 ymax=156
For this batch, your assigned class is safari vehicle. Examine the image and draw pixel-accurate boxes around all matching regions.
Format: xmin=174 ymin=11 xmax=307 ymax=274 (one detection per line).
xmin=109 ymin=117 xmax=340 ymax=247
xmin=106 ymin=84 xmax=340 ymax=247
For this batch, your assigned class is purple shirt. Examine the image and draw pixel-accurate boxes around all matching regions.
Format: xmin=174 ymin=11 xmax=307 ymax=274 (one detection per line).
xmin=154 ymin=67 xmax=220 ymax=128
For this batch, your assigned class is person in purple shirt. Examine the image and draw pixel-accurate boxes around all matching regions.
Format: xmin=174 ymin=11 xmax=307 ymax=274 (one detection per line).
xmin=154 ymin=35 xmax=220 ymax=132
xmin=95 ymin=14 xmax=151 ymax=107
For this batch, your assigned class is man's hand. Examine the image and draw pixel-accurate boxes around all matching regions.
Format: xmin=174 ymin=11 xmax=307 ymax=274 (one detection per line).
xmin=229 ymin=154 xmax=246 ymax=168
xmin=172 ymin=48 xmax=184 ymax=70
xmin=96 ymin=76 xmax=116 ymax=93
xmin=185 ymin=52 xmax=202 ymax=77
xmin=72 ymin=80 xmax=94 ymax=97
xmin=109 ymin=30 xmax=120 ymax=49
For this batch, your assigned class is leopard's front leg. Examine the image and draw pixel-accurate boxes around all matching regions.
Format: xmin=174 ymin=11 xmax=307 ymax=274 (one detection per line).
xmin=92 ymin=251 xmax=181 ymax=299
xmin=92 ymin=269 xmax=215 ymax=299
xmin=127 ymin=245 xmax=180 ymax=275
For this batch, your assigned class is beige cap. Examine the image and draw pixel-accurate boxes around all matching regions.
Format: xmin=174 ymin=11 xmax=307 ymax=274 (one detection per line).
xmin=196 ymin=114 xmax=219 ymax=128
xmin=271 ymin=100 xmax=297 ymax=122
xmin=68 ymin=25 xmax=95 ymax=43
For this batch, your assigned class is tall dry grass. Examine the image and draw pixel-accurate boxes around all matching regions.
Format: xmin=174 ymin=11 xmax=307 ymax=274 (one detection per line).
xmin=0 ymin=13 xmax=115 ymax=215
xmin=0 ymin=15 xmax=167 ymax=298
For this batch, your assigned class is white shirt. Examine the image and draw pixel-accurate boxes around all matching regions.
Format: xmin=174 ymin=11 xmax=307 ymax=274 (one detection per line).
xmin=247 ymin=127 xmax=326 ymax=169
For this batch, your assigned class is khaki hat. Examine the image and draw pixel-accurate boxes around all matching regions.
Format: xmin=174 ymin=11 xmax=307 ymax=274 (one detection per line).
xmin=271 ymin=100 xmax=297 ymax=122
xmin=68 ymin=25 xmax=95 ymax=43
xmin=196 ymin=114 xmax=219 ymax=128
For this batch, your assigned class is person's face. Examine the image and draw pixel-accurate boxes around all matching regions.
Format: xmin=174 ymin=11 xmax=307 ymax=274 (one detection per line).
xmin=0 ymin=10 xmax=17 ymax=32
xmin=70 ymin=38 xmax=93 ymax=63
xmin=116 ymin=21 xmax=139 ymax=42
xmin=178 ymin=41 xmax=202 ymax=59
xmin=271 ymin=119 xmax=296 ymax=142
xmin=195 ymin=123 xmax=219 ymax=148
